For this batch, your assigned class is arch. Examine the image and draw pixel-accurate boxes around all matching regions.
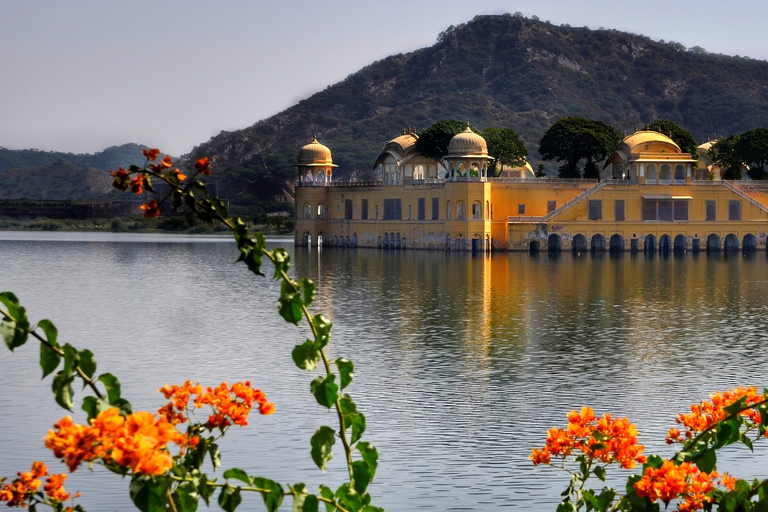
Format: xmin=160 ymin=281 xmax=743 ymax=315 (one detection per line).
xmin=303 ymin=203 xmax=312 ymax=219
xmin=646 ymin=164 xmax=657 ymax=182
xmin=303 ymin=231 xmax=312 ymax=246
xmin=333 ymin=235 xmax=339 ymax=246
xmin=674 ymin=164 xmax=685 ymax=182
xmin=706 ymin=234 xmax=721 ymax=251
xmin=352 ymin=233 xmax=358 ymax=247
xmin=591 ymin=234 xmax=606 ymax=252
xmin=724 ymin=233 xmax=739 ymax=251
xmin=609 ymin=234 xmax=624 ymax=253
xmin=294 ymin=231 xmax=300 ymax=245
xmin=317 ymin=233 xmax=324 ymax=247
xmin=456 ymin=201 xmax=466 ymax=220
xmin=572 ymin=234 xmax=588 ymax=253
xmin=413 ymin=164 xmax=425 ymax=180
xmin=743 ymin=233 xmax=757 ymax=252
xmin=660 ymin=164 xmax=672 ymax=182
xmin=471 ymin=201 xmax=482 ymax=219
xmin=396 ymin=233 xmax=401 ymax=248
xmin=674 ymin=234 xmax=687 ymax=252
xmin=659 ymin=234 xmax=672 ymax=253
xmin=644 ymin=234 xmax=657 ymax=253
xmin=402 ymin=236 xmax=406 ymax=249
xmin=305 ymin=170 xmax=314 ymax=183
xmin=317 ymin=203 xmax=325 ymax=218
xmin=529 ymin=240 xmax=540 ymax=254
xmin=383 ymin=232 xmax=389 ymax=248
xmin=316 ymin=170 xmax=325 ymax=183
xmin=548 ymin=233 xmax=562 ymax=253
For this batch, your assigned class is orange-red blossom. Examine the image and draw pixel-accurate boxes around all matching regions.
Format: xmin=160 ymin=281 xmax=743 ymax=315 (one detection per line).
xmin=0 ymin=461 xmax=74 ymax=507
xmin=140 ymin=199 xmax=160 ymax=218
xmin=667 ymin=386 xmax=764 ymax=443
xmin=530 ymin=406 xmax=646 ymax=469
xmin=45 ymin=408 xmax=190 ymax=476
xmin=634 ymin=460 xmax=736 ymax=511
xmin=158 ymin=380 xmax=274 ymax=429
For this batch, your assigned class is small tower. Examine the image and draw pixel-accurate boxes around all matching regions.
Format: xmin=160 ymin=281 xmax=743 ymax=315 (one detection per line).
xmin=445 ymin=124 xmax=494 ymax=181
xmin=296 ymin=135 xmax=337 ymax=185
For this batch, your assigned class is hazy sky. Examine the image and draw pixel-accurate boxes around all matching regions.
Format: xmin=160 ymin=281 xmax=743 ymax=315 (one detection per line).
xmin=2 ymin=0 xmax=767 ymax=156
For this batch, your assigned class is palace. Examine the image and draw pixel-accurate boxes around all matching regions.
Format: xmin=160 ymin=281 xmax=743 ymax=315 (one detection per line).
xmin=294 ymin=128 xmax=768 ymax=252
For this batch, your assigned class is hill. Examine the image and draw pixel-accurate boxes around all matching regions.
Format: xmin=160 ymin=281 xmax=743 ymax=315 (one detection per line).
xmin=0 ymin=161 xmax=113 ymax=200
xmin=187 ymin=13 xmax=768 ymax=205
xmin=0 ymin=143 xmax=153 ymax=174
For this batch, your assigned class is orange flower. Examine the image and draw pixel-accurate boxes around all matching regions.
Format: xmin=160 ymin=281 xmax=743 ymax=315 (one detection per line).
xmin=0 ymin=462 xmax=71 ymax=507
xmin=633 ymin=460 xmax=726 ymax=511
xmin=140 ymin=200 xmax=160 ymax=218
xmin=130 ymin=175 xmax=144 ymax=194
xmin=194 ymin=157 xmax=211 ymax=175
xmin=44 ymin=474 xmax=70 ymax=502
xmin=529 ymin=448 xmax=551 ymax=465
xmin=142 ymin=148 xmax=160 ymax=161
xmin=110 ymin=168 xmax=131 ymax=191
xmin=673 ymin=387 xmax=764 ymax=442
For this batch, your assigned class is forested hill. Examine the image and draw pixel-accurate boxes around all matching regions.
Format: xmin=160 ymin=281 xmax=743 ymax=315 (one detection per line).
xmin=188 ymin=13 xmax=768 ymax=191
xmin=0 ymin=143 xmax=151 ymax=173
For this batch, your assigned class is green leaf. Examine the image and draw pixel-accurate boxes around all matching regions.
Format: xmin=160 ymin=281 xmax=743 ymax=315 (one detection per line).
xmin=129 ymin=474 xmax=171 ymax=512
xmin=61 ymin=344 xmax=79 ymax=377
xmin=292 ymin=483 xmax=309 ymax=512
xmin=311 ymin=426 xmax=336 ymax=472
xmin=98 ymin=373 xmax=123 ymax=405
xmin=312 ymin=315 xmax=332 ymax=349
xmin=716 ymin=419 xmax=740 ymax=448
xmin=0 ymin=292 xmax=29 ymax=351
xmin=582 ymin=489 xmax=599 ymax=510
xmin=301 ymin=494 xmax=319 ymax=512
xmin=292 ymin=340 xmax=320 ymax=371
xmin=218 ymin=484 xmax=242 ymax=512
xmin=556 ymin=499 xmax=576 ymax=512
xmin=356 ymin=442 xmax=378 ymax=481
xmin=340 ymin=395 xmax=366 ymax=444
xmin=694 ymin=448 xmax=717 ymax=473
xmin=37 ymin=319 xmax=58 ymax=347
xmin=173 ymin=482 xmax=199 ymax=512
xmin=252 ymin=477 xmax=284 ymax=512
xmin=278 ymin=281 xmax=304 ymax=325
xmin=81 ymin=396 xmax=111 ymax=421
xmin=223 ymin=468 xmax=252 ymax=486
xmin=597 ymin=489 xmax=616 ymax=511
xmin=40 ymin=343 xmax=61 ymax=379
xmin=209 ymin=442 xmax=221 ymax=470
xmin=336 ymin=359 xmax=353 ymax=389
xmin=311 ymin=374 xmax=339 ymax=409
xmin=300 ymin=278 xmax=316 ymax=307
xmin=78 ymin=349 xmax=97 ymax=382
xmin=335 ymin=484 xmax=362 ymax=512
xmin=318 ymin=485 xmax=335 ymax=512
xmin=52 ymin=370 xmax=74 ymax=410
xmin=724 ymin=397 xmax=749 ymax=416
xmin=594 ymin=465 xmax=606 ymax=482
xmin=272 ymin=248 xmax=292 ymax=278
xmin=351 ymin=460 xmax=372 ymax=495
xmin=198 ymin=474 xmax=215 ymax=506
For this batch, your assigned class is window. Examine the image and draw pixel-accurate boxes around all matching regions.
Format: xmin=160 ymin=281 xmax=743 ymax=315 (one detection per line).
xmin=588 ymin=200 xmax=602 ymax=220
xmin=407 ymin=205 xmax=412 ymax=219
xmin=374 ymin=205 xmax=379 ymax=219
xmin=456 ymin=201 xmax=466 ymax=220
xmin=642 ymin=201 xmax=656 ymax=221
xmin=674 ymin=201 xmax=688 ymax=221
xmin=705 ymin=200 xmax=716 ymax=221
xmin=518 ymin=204 xmax=526 ymax=215
xmin=447 ymin=201 xmax=451 ymax=219
xmin=418 ymin=198 xmax=426 ymax=220
xmin=432 ymin=197 xmax=439 ymax=220
xmin=547 ymin=200 xmax=557 ymax=213
xmin=473 ymin=202 xmax=482 ymax=219
xmin=614 ymin=200 xmax=625 ymax=221
xmin=383 ymin=198 xmax=402 ymax=220
xmin=361 ymin=198 xmax=369 ymax=220
xmin=345 ymin=199 xmax=353 ymax=220
xmin=729 ymin=200 xmax=741 ymax=220
xmin=675 ymin=164 xmax=685 ymax=181
xmin=317 ymin=204 xmax=325 ymax=219
xmin=303 ymin=203 xmax=312 ymax=219
xmin=414 ymin=165 xmax=425 ymax=180
xmin=658 ymin=200 xmax=673 ymax=221
xmin=642 ymin=200 xmax=689 ymax=221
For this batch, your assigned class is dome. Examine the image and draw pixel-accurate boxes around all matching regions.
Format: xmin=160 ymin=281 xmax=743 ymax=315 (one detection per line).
xmin=448 ymin=125 xmax=488 ymax=157
xmin=389 ymin=133 xmax=418 ymax=152
xmin=621 ymin=131 xmax=681 ymax=154
xmin=297 ymin=136 xmax=334 ymax=166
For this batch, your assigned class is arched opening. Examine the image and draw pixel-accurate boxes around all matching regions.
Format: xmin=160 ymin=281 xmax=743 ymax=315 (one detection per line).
xmin=646 ymin=164 xmax=657 ymax=183
xmin=333 ymin=235 xmax=339 ymax=246
xmin=456 ymin=201 xmax=466 ymax=220
xmin=660 ymin=164 xmax=672 ymax=183
xmin=743 ymin=234 xmax=757 ymax=252
xmin=674 ymin=164 xmax=685 ymax=182
xmin=446 ymin=235 xmax=452 ymax=251
xmin=548 ymin=233 xmax=562 ymax=253
xmin=724 ymin=233 xmax=739 ymax=251
xmin=305 ymin=170 xmax=314 ymax=183
xmin=316 ymin=170 xmax=325 ymax=183
xmin=659 ymin=234 xmax=672 ymax=253
xmin=317 ymin=203 xmax=325 ymax=219
xmin=572 ymin=234 xmax=588 ymax=253
xmin=396 ymin=233 xmax=401 ymax=248
xmin=644 ymin=235 xmax=657 ymax=253
xmin=383 ymin=232 xmax=390 ymax=248
xmin=413 ymin=165 xmax=425 ymax=180
xmin=303 ymin=232 xmax=312 ymax=246
xmin=674 ymin=234 xmax=687 ymax=252
xmin=352 ymin=233 xmax=358 ymax=247
xmin=294 ymin=231 xmax=300 ymax=245
xmin=529 ymin=240 xmax=540 ymax=254
xmin=706 ymin=234 xmax=721 ymax=251
xmin=609 ymin=234 xmax=624 ymax=253
xmin=317 ymin=233 xmax=324 ymax=247
xmin=472 ymin=201 xmax=482 ymax=220
xmin=591 ymin=234 xmax=606 ymax=252
xmin=303 ymin=203 xmax=312 ymax=219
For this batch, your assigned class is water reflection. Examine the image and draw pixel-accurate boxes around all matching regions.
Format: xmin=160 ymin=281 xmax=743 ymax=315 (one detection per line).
xmin=2 ymin=233 xmax=768 ymax=510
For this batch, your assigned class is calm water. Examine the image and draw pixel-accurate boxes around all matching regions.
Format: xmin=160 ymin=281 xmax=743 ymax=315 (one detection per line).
xmin=1 ymin=231 xmax=767 ymax=511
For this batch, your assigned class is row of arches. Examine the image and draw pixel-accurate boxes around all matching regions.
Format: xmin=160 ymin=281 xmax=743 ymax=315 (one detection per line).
xmin=380 ymin=232 xmax=406 ymax=249
xmin=539 ymin=233 xmax=760 ymax=254
xmin=297 ymin=232 xmax=357 ymax=247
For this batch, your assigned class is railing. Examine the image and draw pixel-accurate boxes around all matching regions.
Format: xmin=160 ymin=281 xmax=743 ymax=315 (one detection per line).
xmin=722 ymin=181 xmax=768 ymax=215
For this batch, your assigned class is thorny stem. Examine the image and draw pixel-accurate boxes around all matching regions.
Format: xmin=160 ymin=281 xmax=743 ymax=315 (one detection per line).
xmin=0 ymin=306 xmax=104 ymax=401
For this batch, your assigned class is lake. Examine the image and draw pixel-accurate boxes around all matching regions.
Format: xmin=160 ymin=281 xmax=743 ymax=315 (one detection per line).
xmin=1 ymin=231 xmax=767 ymax=510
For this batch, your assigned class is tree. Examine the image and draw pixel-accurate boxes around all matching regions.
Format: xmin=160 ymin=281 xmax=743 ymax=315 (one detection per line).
xmin=735 ymin=127 xmax=768 ymax=179
xmin=415 ymin=120 xmax=476 ymax=166
xmin=538 ymin=117 xmax=622 ymax=179
xmin=481 ymin=127 xmax=527 ymax=176
xmin=642 ymin=119 xmax=699 ymax=163
xmin=708 ymin=134 xmax=742 ymax=180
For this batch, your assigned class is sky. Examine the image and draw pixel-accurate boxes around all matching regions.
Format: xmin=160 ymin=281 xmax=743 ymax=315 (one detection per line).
xmin=2 ymin=0 xmax=768 ymax=157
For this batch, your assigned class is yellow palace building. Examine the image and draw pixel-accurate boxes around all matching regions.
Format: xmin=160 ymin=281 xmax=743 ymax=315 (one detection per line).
xmin=294 ymin=128 xmax=768 ymax=252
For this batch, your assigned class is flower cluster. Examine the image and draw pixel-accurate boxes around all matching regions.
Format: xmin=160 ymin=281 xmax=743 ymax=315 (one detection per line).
xmin=530 ymin=406 xmax=646 ymax=469
xmin=634 ymin=460 xmax=735 ymax=511
xmin=158 ymin=380 xmax=275 ymax=429
xmin=0 ymin=461 xmax=75 ymax=508
xmin=45 ymin=408 xmax=189 ymax=476
xmin=667 ymin=387 xmax=764 ymax=443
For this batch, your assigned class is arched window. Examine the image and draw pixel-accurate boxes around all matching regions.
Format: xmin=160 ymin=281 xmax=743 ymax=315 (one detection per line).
xmin=303 ymin=203 xmax=312 ymax=219
xmin=646 ymin=164 xmax=657 ymax=183
xmin=317 ymin=203 xmax=325 ymax=218
xmin=472 ymin=201 xmax=481 ymax=220
xmin=305 ymin=170 xmax=314 ymax=183
xmin=316 ymin=170 xmax=325 ymax=183
xmin=447 ymin=200 xmax=452 ymax=219
xmin=675 ymin=164 xmax=685 ymax=182
xmin=413 ymin=165 xmax=425 ymax=180
xmin=456 ymin=201 xmax=466 ymax=220
xmin=660 ymin=164 xmax=672 ymax=182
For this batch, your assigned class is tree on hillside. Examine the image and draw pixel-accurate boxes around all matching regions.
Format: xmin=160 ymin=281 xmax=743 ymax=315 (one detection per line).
xmin=415 ymin=120 xmax=475 ymax=165
xmin=735 ymin=128 xmax=768 ymax=179
xmin=538 ymin=117 xmax=622 ymax=179
xmin=708 ymin=134 xmax=743 ymax=180
xmin=482 ymin=127 xmax=527 ymax=176
xmin=642 ymin=119 xmax=699 ymax=163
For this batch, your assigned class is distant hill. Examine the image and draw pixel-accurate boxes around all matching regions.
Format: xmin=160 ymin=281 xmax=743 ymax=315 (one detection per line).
xmin=187 ymin=13 xmax=768 ymax=205
xmin=0 ymin=161 xmax=113 ymax=200
xmin=0 ymin=143 xmax=152 ymax=173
